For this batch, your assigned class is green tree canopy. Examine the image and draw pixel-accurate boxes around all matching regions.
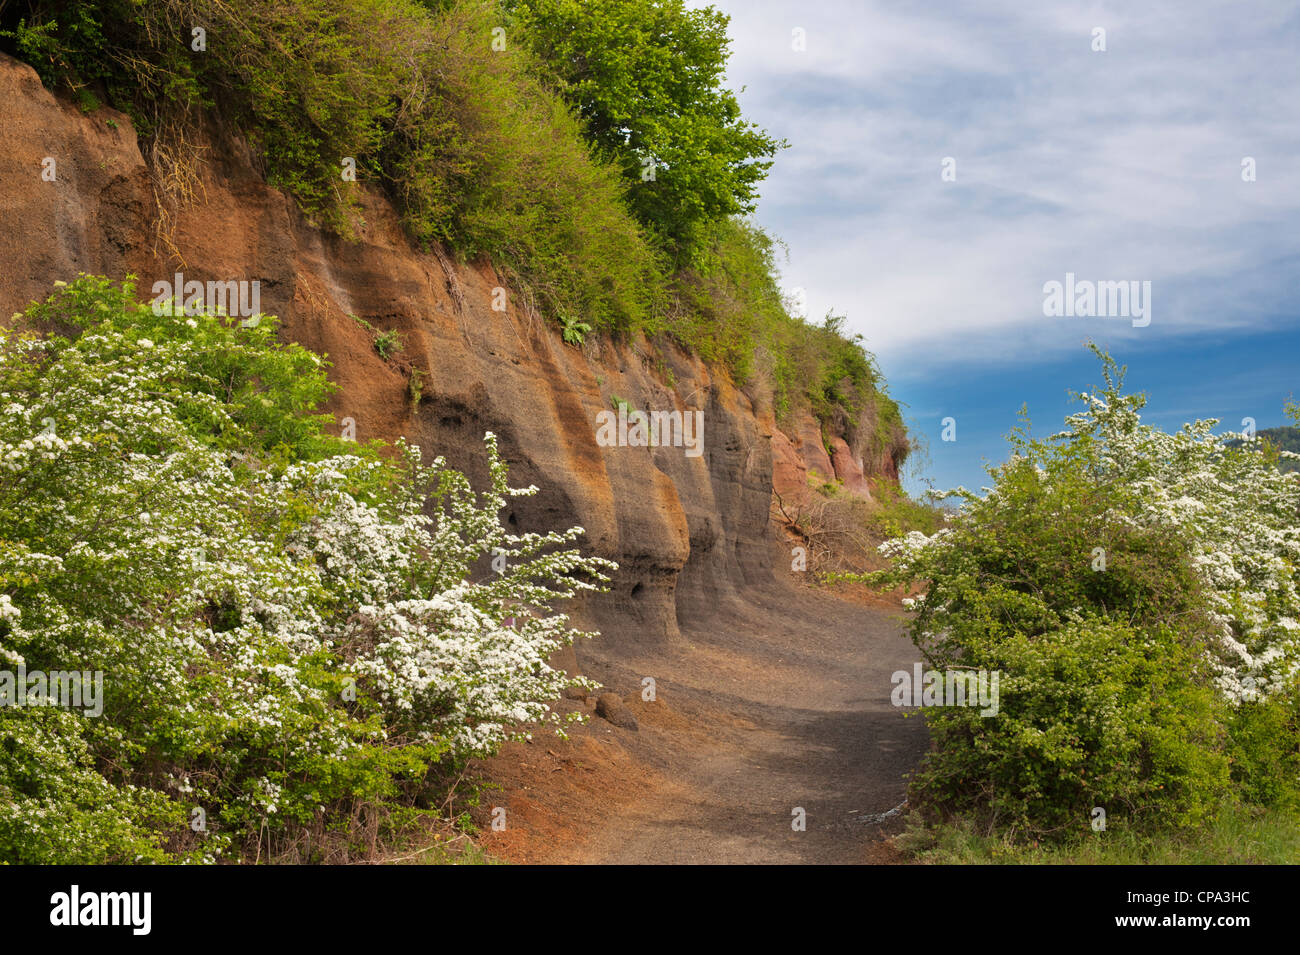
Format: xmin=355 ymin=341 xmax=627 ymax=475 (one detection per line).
xmin=502 ymin=0 xmax=785 ymax=262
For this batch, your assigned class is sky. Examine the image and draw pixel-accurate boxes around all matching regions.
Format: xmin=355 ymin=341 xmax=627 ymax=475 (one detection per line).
xmin=694 ymin=0 xmax=1300 ymax=494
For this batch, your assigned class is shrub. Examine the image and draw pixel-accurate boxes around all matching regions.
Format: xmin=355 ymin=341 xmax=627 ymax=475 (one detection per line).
xmin=864 ymin=481 xmax=945 ymax=541
xmin=0 ymin=276 xmax=614 ymax=862
xmin=373 ymin=328 xmax=403 ymax=360
xmin=910 ymin=617 xmax=1230 ymax=837
xmin=0 ymin=707 xmax=185 ymax=864
xmin=1225 ymin=684 xmax=1300 ymax=812
xmin=857 ymin=346 xmax=1300 ymax=837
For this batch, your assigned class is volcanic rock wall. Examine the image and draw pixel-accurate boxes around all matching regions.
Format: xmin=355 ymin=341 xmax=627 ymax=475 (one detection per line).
xmin=0 ymin=53 xmax=901 ymax=657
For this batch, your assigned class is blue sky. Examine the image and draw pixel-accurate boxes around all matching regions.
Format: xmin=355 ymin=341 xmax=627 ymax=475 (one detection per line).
xmin=695 ymin=0 xmax=1300 ymax=494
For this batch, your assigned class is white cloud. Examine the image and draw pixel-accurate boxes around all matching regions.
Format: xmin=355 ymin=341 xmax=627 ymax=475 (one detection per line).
xmin=698 ymin=0 xmax=1300 ymax=369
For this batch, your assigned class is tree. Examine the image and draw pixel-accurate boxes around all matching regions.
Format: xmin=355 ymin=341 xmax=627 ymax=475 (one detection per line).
xmin=503 ymin=0 xmax=785 ymax=262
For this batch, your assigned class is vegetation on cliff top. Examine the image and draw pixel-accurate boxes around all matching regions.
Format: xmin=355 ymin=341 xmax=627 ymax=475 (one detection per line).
xmin=0 ymin=0 xmax=902 ymax=447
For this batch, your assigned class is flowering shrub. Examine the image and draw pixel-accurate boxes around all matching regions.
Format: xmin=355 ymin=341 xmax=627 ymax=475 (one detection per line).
xmin=857 ymin=346 xmax=1300 ymax=836
xmin=0 ymin=276 xmax=614 ymax=862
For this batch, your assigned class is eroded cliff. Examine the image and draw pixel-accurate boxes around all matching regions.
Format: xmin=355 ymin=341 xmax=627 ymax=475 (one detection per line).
xmin=0 ymin=53 xmax=904 ymax=661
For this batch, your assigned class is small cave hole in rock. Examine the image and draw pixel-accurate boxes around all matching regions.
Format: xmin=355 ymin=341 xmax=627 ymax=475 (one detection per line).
xmin=630 ymin=582 xmax=644 ymax=599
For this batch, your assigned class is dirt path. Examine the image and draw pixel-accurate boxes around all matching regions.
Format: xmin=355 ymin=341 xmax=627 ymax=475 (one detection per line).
xmin=475 ymin=583 xmax=928 ymax=864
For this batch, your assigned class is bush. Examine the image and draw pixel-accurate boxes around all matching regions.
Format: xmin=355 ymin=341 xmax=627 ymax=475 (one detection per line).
xmin=0 ymin=276 xmax=614 ymax=862
xmin=0 ymin=708 xmax=185 ymax=864
xmin=863 ymin=481 xmax=945 ymax=541
xmin=1225 ymin=684 xmax=1300 ymax=812
xmin=911 ymin=617 xmax=1230 ymax=837
xmin=858 ymin=346 xmax=1300 ymax=838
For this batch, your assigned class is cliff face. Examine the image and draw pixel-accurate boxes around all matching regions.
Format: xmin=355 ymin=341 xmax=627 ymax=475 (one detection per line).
xmin=0 ymin=54 xmax=901 ymax=656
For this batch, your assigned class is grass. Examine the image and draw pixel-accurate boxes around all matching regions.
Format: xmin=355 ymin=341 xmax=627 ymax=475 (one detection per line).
xmin=350 ymin=314 xmax=404 ymax=361
xmin=387 ymin=836 xmax=502 ymax=865
xmin=896 ymin=805 xmax=1300 ymax=864
xmin=864 ymin=481 xmax=947 ymax=540
xmin=373 ymin=328 xmax=403 ymax=360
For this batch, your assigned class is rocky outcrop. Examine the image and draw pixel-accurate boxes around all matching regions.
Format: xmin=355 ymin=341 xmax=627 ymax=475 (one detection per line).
xmin=829 ymin=436 xmax=875 ymax=501
xmin=0 ymin=53 xmax=902 ymax=661
xmin=594 ymin=693 xmax=638 ymax=731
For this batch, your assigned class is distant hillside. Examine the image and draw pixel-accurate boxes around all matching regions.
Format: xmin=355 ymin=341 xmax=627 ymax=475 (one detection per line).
xmin=1259 ymin=426 xmax=1300 ymax=473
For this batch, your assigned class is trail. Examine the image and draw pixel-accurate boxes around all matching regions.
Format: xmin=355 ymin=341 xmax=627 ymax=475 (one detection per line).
xmin=476 ymin=584 xmax=929 ymax=865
